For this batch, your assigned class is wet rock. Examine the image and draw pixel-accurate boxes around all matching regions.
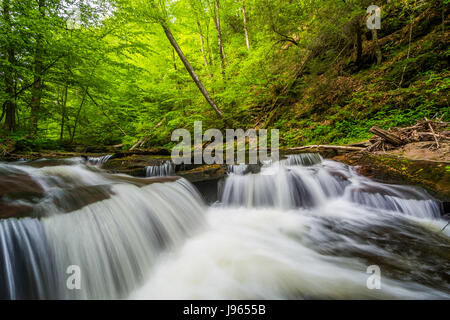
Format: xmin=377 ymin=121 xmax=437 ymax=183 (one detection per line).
xmin=102 ymin=154 xmax=225 ymax=183
xmin=0 ymin=203 xmax=33 ymax=219
xmin=109 ymin=175 xmax=180 ymax=186
xmin=334 ymin=152 xmax=450 ymax=201
xmin=177 ymin=165 xmax=227 ymax=183
xmin=103 ymin=155 xmax=171 ymax=173
xmin=442 ymin=202 xmax=450 ymax=215
xmin=109 ymin=148 xmax=172 ymax=159
xmin=0 ymin=173 xmax=45 ymax=218
xmin=51 ymin=185 xmax=115 ymax=214
xmin=0 ymin=173 xmax=45 ymax=199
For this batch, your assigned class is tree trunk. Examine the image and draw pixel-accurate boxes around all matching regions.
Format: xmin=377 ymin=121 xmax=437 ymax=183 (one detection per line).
xmin=205 ymin=21 xmax=214 ymax=65
xmin=197 ymin=19 xmax=209 ymax=67
xmin=213 ymin=0 xmax=226 ymax=77
xmin=70 ymin=89 xmax=87 ymax=144
xmin=162 ymin=24 xmax=224 ymax=118
xmin=371 ymin=29 xmax=382 ymax=64
xmin=4 ymin=51 xmax=16 ymax=132
xmin=242 ymin=1 xmax=250 ymax=50
xmin=30 ymin=0 xmax=45 ymax=134
xmin=4 ymin=89 xmax=16 ymax=132
xmin=60 ymin=85 xmax=68 ymax=141
xmin=355 ymin=21 xmax=362 ymax=66
xmin=355 ymin=28 xmax=362 ymax=65
xmin=172 ymin=48 xmax=177 ymax=70
xmin=398 ymin=20 xmax=413 ymax=87
xmin=2 ymin=0 xmax=16 ymax=132
xmin=195 ymin=17 xmax=213 ymax=79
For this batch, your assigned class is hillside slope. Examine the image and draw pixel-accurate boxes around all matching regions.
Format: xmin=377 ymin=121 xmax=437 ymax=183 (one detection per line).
xmin=261 ymin=1 xmax=448 ymax=147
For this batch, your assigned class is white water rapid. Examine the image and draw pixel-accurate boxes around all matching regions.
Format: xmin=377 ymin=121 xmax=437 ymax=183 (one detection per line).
xmin=0 ymin=154 xmax=449 ymax=299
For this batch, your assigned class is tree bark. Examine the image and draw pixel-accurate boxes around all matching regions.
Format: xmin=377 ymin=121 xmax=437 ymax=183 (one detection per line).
xmin=30 ymin=0 xmax=45 ymax=134
xmin=371 ymin=29 xmax=382 ymax=64
xmin=355 ymin=28 xmax=362 ymax=65
xmin=288 ymin=145 xmax=364 ymax=152
xmin=70 ymin=89 xmax=87 ymax=144
xmin=205 ymin=20 xmax=214 ymax=65
xmin=398 ymin=19 xmax=413 ymax=87
xmin=242 ymin=1 xmax=250 ymax=50
xmin=172 ymin=48 xmax=177 ymax=70
xmin=2 ymin=0 xmax=16 ymax=132
xmin=212 ymin=0 xmax=226 ymax=77
xmin=60 ymin=85 xmax=68 ymax=141
xmin=195 ymin=16 xmax=213 ymax=79
xmin=369 ymin=127 xmax=403 ymax=146
xmin=354 ymin=18 xmax=362 ymax=66
xmin=162 ymin=24 xmax=224 ymax=118
xmin=197 ymin=19 xmax=209 ymax=67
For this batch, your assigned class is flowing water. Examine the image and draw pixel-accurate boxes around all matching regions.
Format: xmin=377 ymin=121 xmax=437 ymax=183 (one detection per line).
xmin=85 ymin=155 xmax=113 ymax=166
xmin=0 ymin=154 xmax=449 ymax=299
xmin=145 ymin=161 xmax=175 ymax=177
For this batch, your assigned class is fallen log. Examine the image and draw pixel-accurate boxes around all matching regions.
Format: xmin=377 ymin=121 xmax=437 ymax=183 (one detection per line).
xmin=369 ymin=126 xmax=404 ymax=146
xmin=418 ymin=132 xmax=450 ymax=141
xmin=288 ymin=145 xmax=364 ymax=152
xmin=347 ymin=141 xmax=371 ymax=148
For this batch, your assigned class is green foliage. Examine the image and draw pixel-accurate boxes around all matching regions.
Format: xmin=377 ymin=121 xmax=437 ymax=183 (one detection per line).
xmin=0 ymin=0 xmax=447 ymax=151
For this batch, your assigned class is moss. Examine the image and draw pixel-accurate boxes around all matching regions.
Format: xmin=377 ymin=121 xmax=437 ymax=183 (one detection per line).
xmin=337 ymin=152 xmax=450 ymax=201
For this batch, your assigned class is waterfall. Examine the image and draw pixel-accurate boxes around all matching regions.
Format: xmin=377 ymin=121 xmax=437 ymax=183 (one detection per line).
xmin=0 ymin=162 xmax=205 ymax=299
xmin=0 ymin=218 xmax=57 ymax=299
xmin=227 ymin=164 xmax=249 ymax=175
xmin=220 ymin=154 xmax=441 ymax=219
xmin=133 ymin=154 xmax=449 ymax=299
xmin=282 ymin=153 xmax=323 ymax=166
xmin=1 ymin=153 xmax=449 ymax=300
xmin=86 ymin=155 xmax=112 ymax=166
xmin=145 ymin=162 xmax=175 ymax=177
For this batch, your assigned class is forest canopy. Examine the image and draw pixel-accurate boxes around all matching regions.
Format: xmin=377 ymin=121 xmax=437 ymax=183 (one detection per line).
xmin=0 ymin=0 xmax=448 ymax=151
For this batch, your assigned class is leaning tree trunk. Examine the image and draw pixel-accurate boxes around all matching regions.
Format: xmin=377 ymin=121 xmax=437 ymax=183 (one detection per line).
xmin=162 ymin=24 xmax=224 ymax=118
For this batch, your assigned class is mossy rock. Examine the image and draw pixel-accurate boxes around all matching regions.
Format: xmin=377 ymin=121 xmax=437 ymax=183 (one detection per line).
xmin=177 ymin=164 xmax=227 ymax=183
xmin=335 ymin=152 xmax=450 ymax=201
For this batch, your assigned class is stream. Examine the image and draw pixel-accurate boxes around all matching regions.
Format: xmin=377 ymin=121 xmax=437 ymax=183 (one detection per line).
xmin=0 ymin=154 xmax=449 ymax=299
